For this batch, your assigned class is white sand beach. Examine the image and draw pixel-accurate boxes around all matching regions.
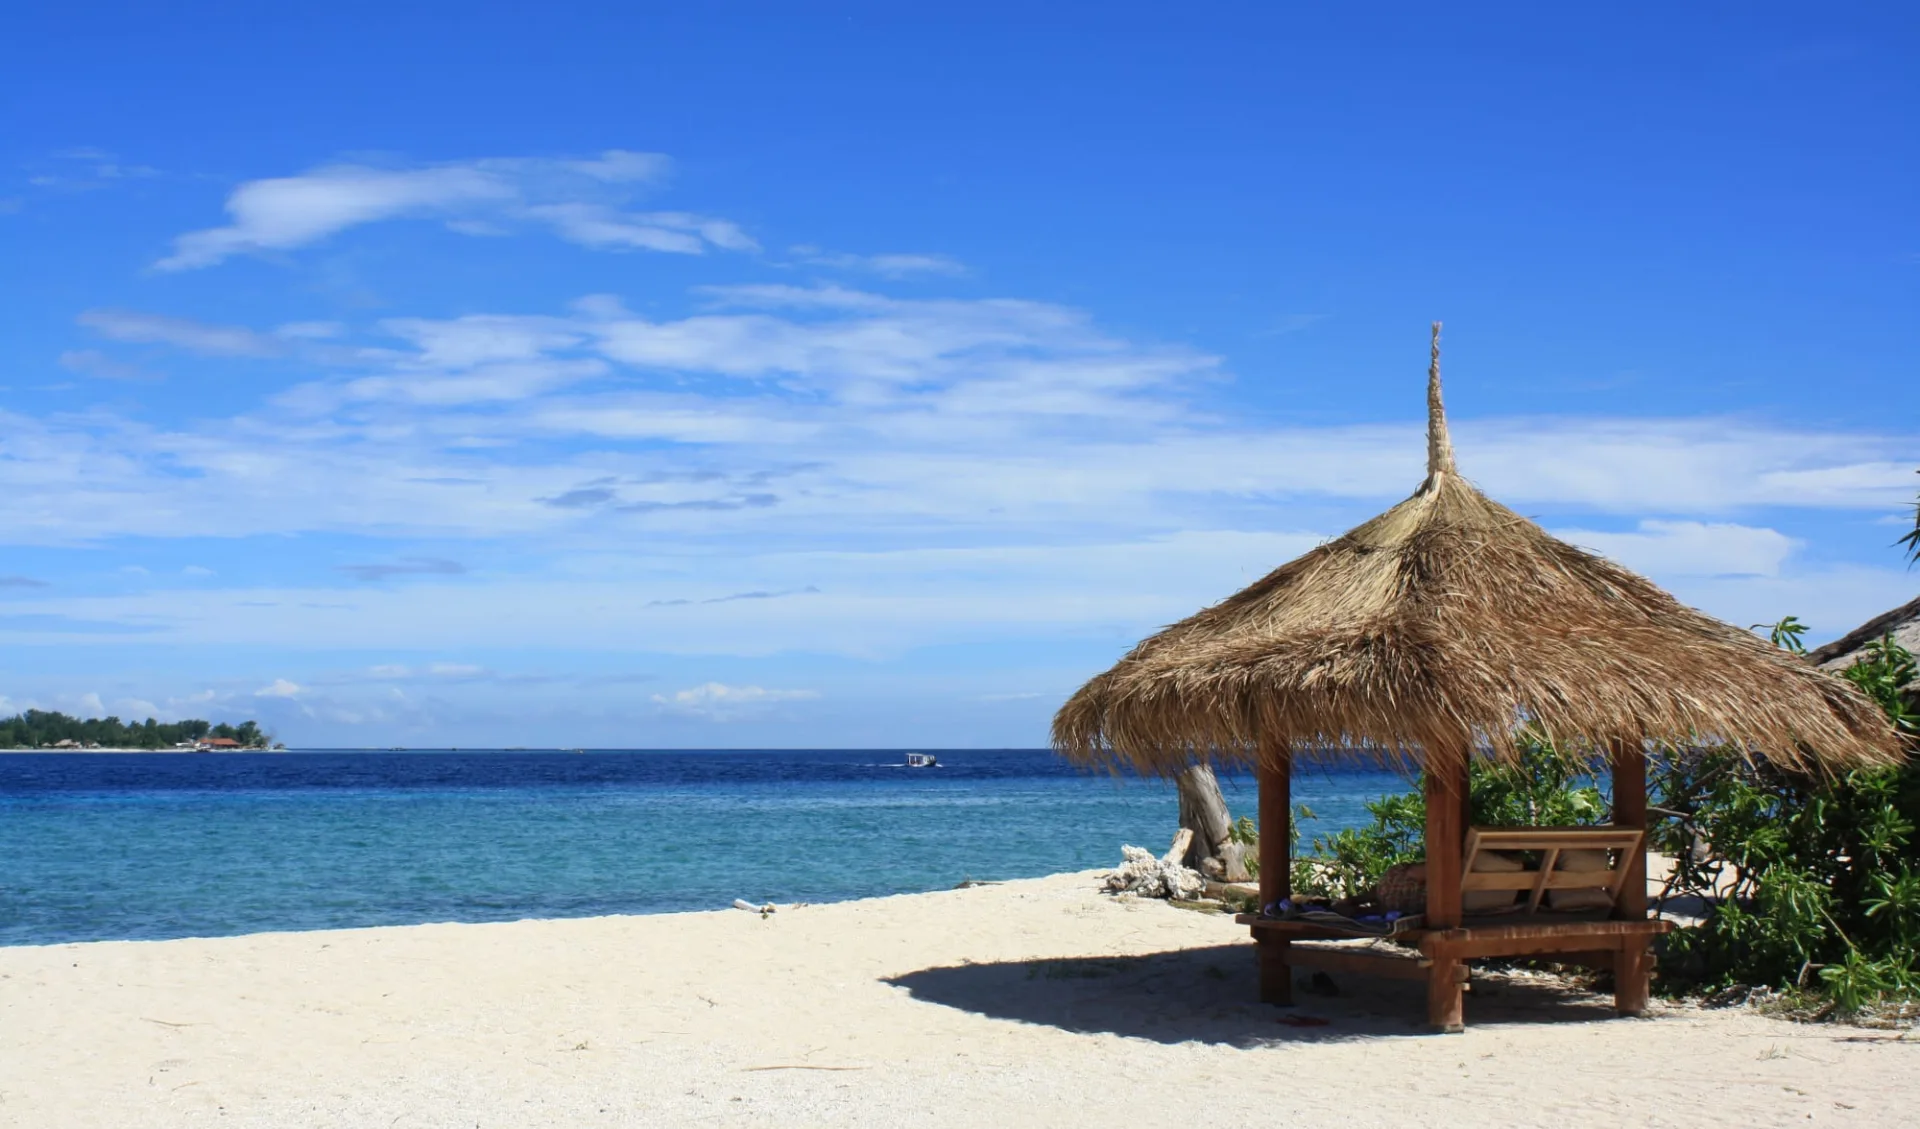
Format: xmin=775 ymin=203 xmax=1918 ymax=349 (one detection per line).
xmin=2 ymin=871 xmax=1913 ymax=1129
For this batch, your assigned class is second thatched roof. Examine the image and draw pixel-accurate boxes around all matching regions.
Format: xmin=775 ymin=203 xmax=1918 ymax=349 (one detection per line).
xmin=1807 ymin=594 xmax=1920 ymax=673
xmin=1054 ymin=326 xmax=1901 ymax=776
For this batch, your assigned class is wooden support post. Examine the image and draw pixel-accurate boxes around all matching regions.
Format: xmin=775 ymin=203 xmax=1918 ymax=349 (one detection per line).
xmin=1424 ymin=752 xmax=1466 ymax=929
xmin=1427 ymin=957 xmax=1466 ymax=1034
xmin=1424 ymin=747 xmax=1468 ymax=1031
xmin=1620 ymin=940 xmax=1651 ymax=1021
xmin=1610 ymin=742 xmax=1649 ymax=921
xmin=1615 ymin=941 xmax=1652 ymax=1017
xmin=1611 ymin=741 xmax=1651 ymax=1016
xmin=1459 ymin=751 xmax=1475 ymax=839
xmin=1258 ymin=936 xmax=1294 ymax=1006
xmin=1257 ymin=746 xmax=1291 ymax=911
xmin=1256 ymin=745 xmax=1293 ymax=1005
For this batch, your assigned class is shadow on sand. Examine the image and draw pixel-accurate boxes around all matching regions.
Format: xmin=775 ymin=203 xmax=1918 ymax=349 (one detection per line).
xmin=885 ymin=942 xmax=1624 ymax=1046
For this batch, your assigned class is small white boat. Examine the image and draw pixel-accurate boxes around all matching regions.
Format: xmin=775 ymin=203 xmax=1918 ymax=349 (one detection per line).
xmin=904 ymin=752 xmax=938 ymax=768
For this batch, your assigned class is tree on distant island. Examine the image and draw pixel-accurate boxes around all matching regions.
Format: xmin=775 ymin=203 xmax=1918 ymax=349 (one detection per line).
xmin=0 ymin=710 xmax=272 ymax=749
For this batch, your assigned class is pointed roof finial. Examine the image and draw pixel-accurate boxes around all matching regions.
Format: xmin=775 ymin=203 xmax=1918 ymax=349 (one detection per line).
xmin=1425 ymin=320 xmax=1456 ymax=481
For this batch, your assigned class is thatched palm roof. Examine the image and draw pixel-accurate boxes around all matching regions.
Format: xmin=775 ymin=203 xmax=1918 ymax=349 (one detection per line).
xmin=1806 ymin=594 xmax=1920 ymax=672
xmin=1054 ymin=326 xmax=1901 ymax=776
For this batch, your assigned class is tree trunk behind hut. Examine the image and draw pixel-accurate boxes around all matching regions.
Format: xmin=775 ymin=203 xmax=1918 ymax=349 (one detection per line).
xmin=1176 ymin=764 xmax=1251 ymax=882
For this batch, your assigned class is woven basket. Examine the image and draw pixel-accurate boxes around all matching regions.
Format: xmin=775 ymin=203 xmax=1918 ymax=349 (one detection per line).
xmin=1377 ymin=862 xmax=1427 ymax=916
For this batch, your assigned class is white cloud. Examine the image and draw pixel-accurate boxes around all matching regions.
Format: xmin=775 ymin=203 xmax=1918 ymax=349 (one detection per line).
xmin=792 ymin=246 xmax=967 ymax=277
xmin=527 ymin=203 xmax=704 ymax=253
xmin=8 ymin=165 xmax=1920 ymax=753
xmin=2 ymin=283 xmax=1914 ymax=556
xmin=77 ymin=309 xmax=281 ymax=356
xmin=378 ymin=314 xmax=584 ymax=369
xmin=1552 ymin=520 xmax=1802 ymax=578
xmin=561 ymin=151 xmax=672 ymax=182
xmin=153 ymin=151 xmax=753 ymax=270
xmin=1662 ymin=566 xmax=1920 ymax=645
xmin=425 ymin=663 xmax=486 ymax=677
xmin=532 ymin=205 xmax=759 ymax=254
xmin=0 ymin=532 xmax=1351 ymax=656
xmin=1455 ymin=421 xmax=1920 ymax=511
xmin=650 ymin=682 xmax=819 ymax=718
xmin=159 ymin=164 xmax=517 ymax=270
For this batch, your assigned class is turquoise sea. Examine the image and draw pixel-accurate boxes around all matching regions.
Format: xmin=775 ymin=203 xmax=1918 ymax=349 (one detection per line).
xmin=0 ymin=750 xmax=1405 ymax=946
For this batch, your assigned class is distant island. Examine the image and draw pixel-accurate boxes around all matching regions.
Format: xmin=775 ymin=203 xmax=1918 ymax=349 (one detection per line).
xmin=1 ymin=710 xmax=277 ymax=751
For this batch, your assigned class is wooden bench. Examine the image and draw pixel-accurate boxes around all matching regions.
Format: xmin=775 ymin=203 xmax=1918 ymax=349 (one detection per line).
xmin=1240 ymin=823 xmax=1663 ymax=1032
xmin=1461 ymin=826 xmax=1645 ymax=915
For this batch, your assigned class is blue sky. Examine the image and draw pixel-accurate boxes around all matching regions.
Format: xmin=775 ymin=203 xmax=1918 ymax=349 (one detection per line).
xmin=2 ymin=3 xmax=1915 ymax=747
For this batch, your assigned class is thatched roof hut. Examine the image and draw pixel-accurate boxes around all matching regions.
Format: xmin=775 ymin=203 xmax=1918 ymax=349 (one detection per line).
xmin=1051 ymin=325 xmax=1904 ymax=1031
xmin=1054 ymin=326 xmax=1899 ymax=776
xmin=1807 ymin=594 xmax=1920 ymax=672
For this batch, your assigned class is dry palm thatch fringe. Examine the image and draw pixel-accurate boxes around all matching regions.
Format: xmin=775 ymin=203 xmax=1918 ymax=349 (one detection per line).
xmin=1054 ymin=324 xmax=1902 ymax=778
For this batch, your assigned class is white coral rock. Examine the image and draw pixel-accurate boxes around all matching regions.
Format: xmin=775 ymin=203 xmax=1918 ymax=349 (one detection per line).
xmin=1104 ymin=844 xmax=1205 ymax=899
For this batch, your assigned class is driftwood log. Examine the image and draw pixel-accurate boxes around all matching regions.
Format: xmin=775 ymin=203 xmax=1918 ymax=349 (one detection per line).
xmin=1175 ymin=764 xmax=1251 ymax=882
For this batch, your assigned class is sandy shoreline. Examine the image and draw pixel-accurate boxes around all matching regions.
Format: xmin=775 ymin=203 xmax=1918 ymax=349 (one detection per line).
xmin=2 ymin=870 xmax=1913 ymax=1129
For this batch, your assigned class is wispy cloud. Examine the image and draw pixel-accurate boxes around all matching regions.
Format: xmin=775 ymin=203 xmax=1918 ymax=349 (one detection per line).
xmin=336 ymin=558 xmax=467 ymax=582
xmin=77 ymin=309 xmax=282 ymax=357
xmin=25 ymin=148 xmax=162 ymax=193
xmin=6 ymin=140 xmax=1913 ymax=746
xmin=2 ymin=281 xmax=1914 ymax=556
xmin=791 ymin=245 xmax=966 ymax=277
xmin=154 ymin=151 xmax=756 ymax=270
xmin=617 ymin=494 xmax=779 ymax=514
xmin=650 ymin=681 xmax=819 ymax=718
xmin=533 ymin=205 xmax=758 ymax=254
xmin=646 ymin=586 xmax=821 ymax=607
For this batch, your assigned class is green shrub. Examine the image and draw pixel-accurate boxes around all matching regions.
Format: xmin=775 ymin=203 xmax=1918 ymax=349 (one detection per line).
xmin=1652 ymin=627 xmax=1918 ymax=1008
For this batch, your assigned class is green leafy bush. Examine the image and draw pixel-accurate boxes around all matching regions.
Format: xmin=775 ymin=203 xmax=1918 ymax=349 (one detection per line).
xmin=1652 ymin=627 xmax=1919 ymax=1009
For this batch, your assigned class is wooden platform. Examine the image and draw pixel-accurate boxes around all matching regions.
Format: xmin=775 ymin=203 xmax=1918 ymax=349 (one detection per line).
xmin=1239 ymin=913 xmax=1672 ymax=1031
xmin=1249 ymin=747 xmax=1663 ymax=1032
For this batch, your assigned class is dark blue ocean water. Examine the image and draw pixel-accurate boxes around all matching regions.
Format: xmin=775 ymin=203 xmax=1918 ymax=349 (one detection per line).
xmin=0 ymin=750 xmax=1406 ymax=946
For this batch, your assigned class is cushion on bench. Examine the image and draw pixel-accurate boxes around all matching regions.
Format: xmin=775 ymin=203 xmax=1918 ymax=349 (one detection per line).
xmin=1464 ymin=849 xmax=1525 ymax=912
xmin=1547 ymin=848 xmax=1618 ymax=910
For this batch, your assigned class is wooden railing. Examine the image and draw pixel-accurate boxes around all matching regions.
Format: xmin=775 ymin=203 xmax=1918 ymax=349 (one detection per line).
xmin=1460 ymin=826 xmax=1646 ymax=915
